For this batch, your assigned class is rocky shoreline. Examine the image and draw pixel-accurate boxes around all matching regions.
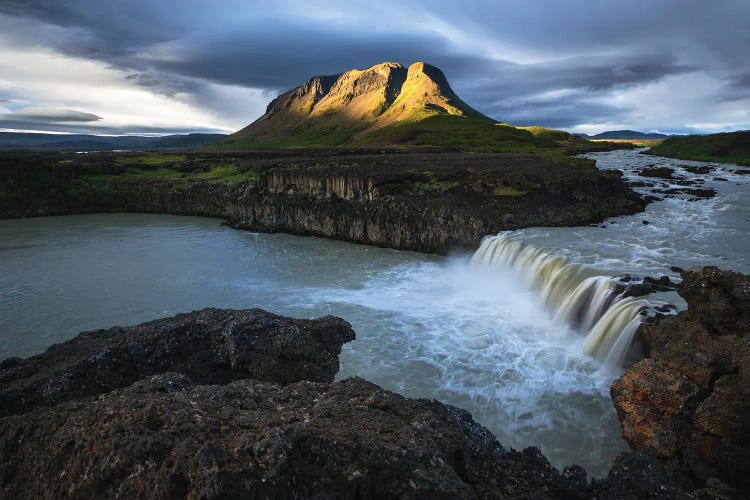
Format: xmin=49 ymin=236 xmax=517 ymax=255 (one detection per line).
xmin=612 ymin=266 xmax=750 ymax=496
xmin=2 ymin=266 xmax=749 ymax=498
xmin=0 ymin=308 xmax=686 ymax=498
xmin=0 ymin=150 xmax=645 ymax=254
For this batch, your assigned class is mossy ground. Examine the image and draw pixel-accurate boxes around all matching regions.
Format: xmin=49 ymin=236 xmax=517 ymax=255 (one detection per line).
xmin=81 ymin=158 xmax=259 ymax=186
xmin=212 ymin=114 xmax=626 ymax=157
xmin=114 ymin=154 xmax=187 ymax=166
xmin=31 ymin=148 xmax=604 ymax=205
xmin=646 ymin=131 xmax=750 ymax=165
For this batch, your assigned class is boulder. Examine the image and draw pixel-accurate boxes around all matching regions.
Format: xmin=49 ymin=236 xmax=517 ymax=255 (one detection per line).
xmin=0 ymin=308 xmax=355 ymax=417
xmin=638 ymin=167 xmax=674 ymax=179
xmin=612 ymin=266 xmax=750 ymax=492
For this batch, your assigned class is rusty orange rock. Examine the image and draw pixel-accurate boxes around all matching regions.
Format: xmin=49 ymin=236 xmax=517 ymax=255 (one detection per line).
xmin=611 ymin=266 xmax=750 ymax=493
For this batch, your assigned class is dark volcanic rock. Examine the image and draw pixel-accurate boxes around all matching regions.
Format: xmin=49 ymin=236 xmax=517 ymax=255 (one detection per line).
xmin=0 ymin=308 xmax=354 ymax=417
xmin=611 ymin=266 xmax=750 ymax=493
xmin=591 ymin=451 xmax=693 ymax=499
xmin=679 ymin=266 xmax=750 ymax=334
xmin=0 ymin=150 xmax=646 ymax=254
xmin=0 ymin=372 xmax=691 ymax=499
xmin=619 ymin=275 xmax=678 ymax=298
xmin=0 ymin=306 xmax=697 ymax=499
xmin=684 ymin=165 xmax=712 ymax=175
xmin=653 ymin=187 xmax=716 ymax=199
xmin=0 ymin=375 xmax=579 ymax=499
xmin=639 ymin=166 xmax=674 ymax=179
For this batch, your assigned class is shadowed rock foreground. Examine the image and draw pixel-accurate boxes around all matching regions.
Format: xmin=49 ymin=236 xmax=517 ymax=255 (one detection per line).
xmin=0 ymin=307 xmax=695 ymax=498
xmin=613 ymin=266 xmax=750 ymax=497
xmin=0 ymin=309 xmax=354 ymax=418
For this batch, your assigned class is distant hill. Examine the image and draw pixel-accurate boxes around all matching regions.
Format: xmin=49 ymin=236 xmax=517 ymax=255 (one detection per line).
xmin=646 ymin=130 xmax=750 ymax=165
xmin=577 ymin=130 xmax=670 ymax=140
xmin=0 ymin=132 xmax=226 ymax=151
xmin=214 ymin=61 xmax=614 ymax=154
xmin=148 ymin=134 xmax=228 ymax=149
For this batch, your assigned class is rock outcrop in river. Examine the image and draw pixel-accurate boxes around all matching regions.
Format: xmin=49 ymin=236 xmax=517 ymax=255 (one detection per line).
xmin=0 ymin=307 xmax=692 ymax=498
xmin=612 ymin=266 xmax=750 ymax=495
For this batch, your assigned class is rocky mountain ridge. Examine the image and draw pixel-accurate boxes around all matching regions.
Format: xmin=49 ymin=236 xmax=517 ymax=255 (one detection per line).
xmin=218 ymin=61 xmax=505 ymax=149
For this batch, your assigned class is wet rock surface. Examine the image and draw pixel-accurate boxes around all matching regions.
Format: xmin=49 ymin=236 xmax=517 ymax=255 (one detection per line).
xmin=684 ymin=165 xmax=713 ymax=175
xmin=638 ymin=166 xmax=675 ymax=179
xmin=612 ymin=266 xmax=750 ymax=495
xmin=617 ymin=275 xmax=679 ymax=298
xmin=0 ymin=308 xmax=693 ymax=499
xmin=652 ymin=186 xmax=716 ymax=199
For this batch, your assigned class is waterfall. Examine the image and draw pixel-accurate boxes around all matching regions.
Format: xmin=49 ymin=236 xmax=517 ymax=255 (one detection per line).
xmin=470 ymin=234 xmax=646 ymax=366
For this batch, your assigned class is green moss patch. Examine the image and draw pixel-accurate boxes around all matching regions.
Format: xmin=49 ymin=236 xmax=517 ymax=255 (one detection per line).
xmin=114 ymin=154 xmax=186 ymax=166
xmin=647 ymin=131 xmax=750 ymax=165
xmin=80 ymin=162 xmax=258 ymax=186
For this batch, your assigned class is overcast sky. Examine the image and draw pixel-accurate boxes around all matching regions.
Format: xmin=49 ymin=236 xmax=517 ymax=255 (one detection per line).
xmin=0 ymin=0 xmax=748 ymax=136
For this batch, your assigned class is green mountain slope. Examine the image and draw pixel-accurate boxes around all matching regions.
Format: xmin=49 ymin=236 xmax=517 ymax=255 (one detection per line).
xmin=646 ymin=131 xmax=750 ymax=165
xmin=213 ymin=61 xmax=619 ymax=154
xmin=578 ymin=130 xmax=669 ymax=140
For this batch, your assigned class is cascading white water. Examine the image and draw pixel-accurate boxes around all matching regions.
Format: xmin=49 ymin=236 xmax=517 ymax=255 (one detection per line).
xmin=471 ymin=234 xmax=646 ymax=366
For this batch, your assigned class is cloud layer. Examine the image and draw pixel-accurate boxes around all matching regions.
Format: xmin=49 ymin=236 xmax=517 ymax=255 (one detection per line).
xmin=1 ymin=107 xmax=102 ymax=123
xmin=0 ymin=0 xmax=748 ymax=135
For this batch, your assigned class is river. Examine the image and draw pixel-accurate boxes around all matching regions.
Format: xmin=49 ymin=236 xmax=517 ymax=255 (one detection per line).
xmin=1 ymin=149 xmax=748 ymax=477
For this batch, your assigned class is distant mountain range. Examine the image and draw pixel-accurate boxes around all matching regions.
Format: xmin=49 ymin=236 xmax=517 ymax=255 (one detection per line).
xmin=575 ymin=130 xmax=671 ymax=140
xmin=0 ymin=132 xmax=227 ymax=151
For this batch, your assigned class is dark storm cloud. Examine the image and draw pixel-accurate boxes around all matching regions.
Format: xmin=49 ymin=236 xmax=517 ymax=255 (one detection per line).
xmin=0 ymin=1 xmax=180 ymax=57
xmin=719 ymin=72 xmax=750 ymax=103
xmin=1 ymin=108 xmax=103 ymax=123
xmin=453 ymin=53 xmax=695 ymax=125
xmin=1 ymin=0 xmax=749 ymax=133
xmin=0 ymin=119 xmax=220 ymax=136
xmin=150 ymin=29 xmax=441 ymax=89
xmin=486 ymin=93 xmax=626 ymax=130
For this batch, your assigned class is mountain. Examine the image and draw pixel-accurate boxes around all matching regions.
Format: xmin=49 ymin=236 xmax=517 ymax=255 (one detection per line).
xmin=577 ymin=130 xmax=670 ymax=140
xmin=217 ymin=61 xmax=504 ymax=149
xmin=646 ymin=130 xmax=750 ymax=165
xmin=215 ymin=61 xmax=628 ymax=154
xmin=0 ymin=132 xmax=226 ymax=151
